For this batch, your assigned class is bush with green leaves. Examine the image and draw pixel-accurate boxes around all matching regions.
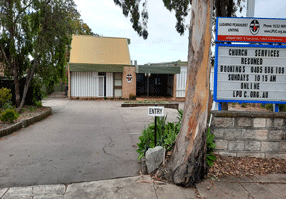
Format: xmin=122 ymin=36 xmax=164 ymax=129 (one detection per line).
xmin=206 ymin=128 xmax=217 ymax=167
xmin=0 ymin=88 xmax=12 ymax=108
xmin=129 ymin=93 xmax=136 ymax=100
xmin=0 ymin=109 xmax=19 ymax=123
xmin=136 ymin=109 xmax=182 ymax=161
xmin=136 ymin=109 xmax=217 ymax=168
xmin=34 ymin=101 xmax=42 ymax=108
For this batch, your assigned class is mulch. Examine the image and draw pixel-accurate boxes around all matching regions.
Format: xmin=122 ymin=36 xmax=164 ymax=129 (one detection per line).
xmin=0 ymin=106 xmax=50 ymax=130
xmin=208 ymin=154 xmax=286 ymax=177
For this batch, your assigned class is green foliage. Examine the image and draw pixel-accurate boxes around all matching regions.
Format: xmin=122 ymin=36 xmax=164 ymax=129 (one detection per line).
xmin=241 ymin=103 xmax=247 ymax=108
xmin=104 ymin=97 xmax=107 ymax=100
xmin=136 ymin=109 xmax=217 ymax=168
xmin=34 ymin=101 xmax=42 ymax=108
xmin=113 ymin=0 xmax=244 ymax=39
xmin=260 ymin=103 xmax=286 ymax=112
xmin=0 ymin=88 xmax=12 ymax=108
xmin=206 ymin=128 xmax=217 ymax=167
xmin=2 ymin=102 xmax=14 ymax=110
xmin=28 ymin=106 xmax=37 ymax=112
xmin=129 ymin=93 xmax=136 ymax=100
xmin=0 ymin=109 xmax=19 ymax=123
xmin=136 ymin=109 xmax=183 ymax=160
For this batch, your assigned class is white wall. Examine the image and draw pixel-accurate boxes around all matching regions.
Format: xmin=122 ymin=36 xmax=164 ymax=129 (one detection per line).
xmin=176 ymin=66 xmax=215 ymax=98
xmin=70 ymin=72 xmax=114 ymax=97
xmin=176 ymin=66 xmax=187 ymax=97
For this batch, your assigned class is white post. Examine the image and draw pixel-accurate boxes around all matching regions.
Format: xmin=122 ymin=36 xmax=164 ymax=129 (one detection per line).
xmin=246 ymin=0 xmax=255 ymax=17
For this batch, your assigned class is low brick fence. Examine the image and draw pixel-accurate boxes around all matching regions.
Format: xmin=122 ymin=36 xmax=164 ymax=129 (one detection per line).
xmin=121 ymin=103 xmax=179 ymax=110
xmin=0 ymin=107 xmax=52 ymax=137
xmin=210 ymin=110 xmax=286 ymax=159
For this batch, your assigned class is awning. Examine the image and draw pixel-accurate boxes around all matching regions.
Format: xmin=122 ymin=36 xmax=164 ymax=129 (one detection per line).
xmin=135 ymin=65 xmax=181 ymax=74
xmin=68 ymin=63 xmax=127 ymax=72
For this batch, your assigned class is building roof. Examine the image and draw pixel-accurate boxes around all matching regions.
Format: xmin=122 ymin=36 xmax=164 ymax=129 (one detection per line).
xmin=69 ymin=35 xmax=131 ymax=65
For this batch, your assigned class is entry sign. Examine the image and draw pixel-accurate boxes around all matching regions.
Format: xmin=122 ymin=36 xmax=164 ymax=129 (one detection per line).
xmin=148 ymin=106 xmax=164 ymax=117
xmin=216 ymin=17 xmax=286 ymax=43
xmin=214 ymin=44 xmax=286 ymax=103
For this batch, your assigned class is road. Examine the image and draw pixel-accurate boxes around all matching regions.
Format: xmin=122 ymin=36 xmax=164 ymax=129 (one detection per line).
xmin=0 ymin=95 xmax=183 ymax=188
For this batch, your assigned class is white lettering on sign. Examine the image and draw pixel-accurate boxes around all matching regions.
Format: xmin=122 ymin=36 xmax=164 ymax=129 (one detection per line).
xmin=148 ymin=106 xmax=165 ymax=117
xmin=216 ymin=17 xmax=286 ymax=43
xmin=214 ymin=45 xmax=286 ymax=103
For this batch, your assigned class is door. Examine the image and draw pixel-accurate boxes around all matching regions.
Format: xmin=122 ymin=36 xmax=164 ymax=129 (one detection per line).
xmin=98 ymin=76 xmax=104 ymax=97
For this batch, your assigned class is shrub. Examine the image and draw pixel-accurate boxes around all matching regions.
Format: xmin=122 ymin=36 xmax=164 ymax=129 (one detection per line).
xmin=0 ymin=88 xmax=12 ymax=108
xmin=136 ymin=109 xmax=183 ymax=160
xmin=0 ymin=109 xmax=19 ymax=123
xmin=129 ymin=93 xmax=136 ymax=100
xmin=241 ymin=103 xmax=247 ymax=108
xmin=206 ymin=128 xmax=217 ymax=167
xmin=35 ymin=101 xmax=42 ymax=108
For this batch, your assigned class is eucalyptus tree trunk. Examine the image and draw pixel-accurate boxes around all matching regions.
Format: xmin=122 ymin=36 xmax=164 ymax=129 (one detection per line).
xmin=166 ymin=0 xmax=213 ymax=187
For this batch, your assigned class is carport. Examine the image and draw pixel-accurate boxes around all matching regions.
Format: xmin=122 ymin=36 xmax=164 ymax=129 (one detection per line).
xmin=135 ymin=63 xmax=180 ymax=98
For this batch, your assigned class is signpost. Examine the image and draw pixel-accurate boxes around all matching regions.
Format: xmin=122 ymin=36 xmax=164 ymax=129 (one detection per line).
xmin=216 ymin=17 xmax=286 ymax=43
xmin=148 ymin=106 xmax=164 ymax=145
xmin=214 ymin=44 xmax=286 ymax=104
xmin=215 ymin=16 xmax=286 ymax=112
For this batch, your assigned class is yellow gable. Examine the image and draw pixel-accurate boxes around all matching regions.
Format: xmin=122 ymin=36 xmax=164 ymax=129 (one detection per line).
xmin=69 ymin=35 xmax=131 ymax=65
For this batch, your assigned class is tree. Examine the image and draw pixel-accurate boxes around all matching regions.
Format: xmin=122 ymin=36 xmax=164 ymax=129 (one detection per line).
xmin=0 ymin=0 xmax=81 ymax=112
xmin=114 ymin=0 xmax=244 ymax=186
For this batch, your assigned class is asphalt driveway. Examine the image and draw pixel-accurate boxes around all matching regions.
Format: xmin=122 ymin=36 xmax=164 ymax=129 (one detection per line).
xmin=0 ymin=96 xmax=183 ymax=188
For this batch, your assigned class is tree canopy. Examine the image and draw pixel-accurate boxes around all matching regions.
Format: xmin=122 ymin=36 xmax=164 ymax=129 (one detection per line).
xmin=0 ymin=0 xmax=96 ymax=112
xmin=113 ymin=0 xmax=245 ymax=39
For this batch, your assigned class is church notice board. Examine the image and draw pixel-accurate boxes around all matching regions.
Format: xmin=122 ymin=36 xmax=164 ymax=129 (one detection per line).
xmin=214 ymin=44 xmax=286 ymax=104
xmin=216 ymin=17 xmax=286 ymax=43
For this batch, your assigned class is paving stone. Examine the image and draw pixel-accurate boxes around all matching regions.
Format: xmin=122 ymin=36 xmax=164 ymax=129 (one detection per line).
xmin=2 ymin=187 xmax=33 ymax=199
xmin=196 ymin=180 xmax=249 ymax=199
xmin=266 ymin=118 xmax=273 ymax=127
xmin=243 ymin=129 xmax=268 ymax=140
xmin=279 ymin=142 xmax=286 ymax=152
xmin=274 ymin=118 xmax=284 ymax=127
xmin=265 ymin=153 xmax=286 ymax=159
xmin=236 ymin=118 xmax=252 ymax=127
xmin=241 ymin=183 xmax=286 ymax=199
xmin=228 ymin=141 xmax=244 ymax=151
xmin=212 ymin=128 xmax=224 ymax=139
xmin=261 ymin=142 xmax=279 ymax=152
xmin=33 ymin=184 xmax=65 ymax=199
xmin=218 ymin=151 xmax=236 ymax=157
xmin=0 ymin=188 xmax=8 ymax=198
xmin=215 ymin=140 xmax=228 ymax=150
xmin=213 ymin=117 xmax=234 ymax=127
xmin=253 ymin=118 xmax=266 ymax=127
xmin=244 ymin=141 xmax=261 ymax=151
xmin=224 ymin=129 xmax=243 ymax=140
xmin=251 ymin=174 xmax=286 ymax=183
xmin=237 ymin=152 xmax=265 ymax=158
xmin=64 ymin=176 xmax=156 ymax=199
xmin=155 ymin=183 xmax=196 ymax=199
xmin=268 ymin=130 xmax=284 ymax=141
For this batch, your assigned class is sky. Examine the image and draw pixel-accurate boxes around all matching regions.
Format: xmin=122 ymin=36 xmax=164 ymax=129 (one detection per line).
xmin=73 ymin=0 xmax=286 ymax=65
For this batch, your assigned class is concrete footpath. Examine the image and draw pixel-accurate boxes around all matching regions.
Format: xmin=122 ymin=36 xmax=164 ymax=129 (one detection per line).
xmin=0 ymin=174 xmax=285 ymax=199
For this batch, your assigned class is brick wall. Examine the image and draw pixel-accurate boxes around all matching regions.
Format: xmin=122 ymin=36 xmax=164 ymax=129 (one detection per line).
xmin=211 ymin=110 xmax=286 ymax=159
xmin=122 ymin=66 xmax=136 ymax=99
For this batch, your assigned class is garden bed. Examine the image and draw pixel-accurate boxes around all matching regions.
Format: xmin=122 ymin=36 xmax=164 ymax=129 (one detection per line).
xmin=0 ymin=106 xmax=52 ymax=137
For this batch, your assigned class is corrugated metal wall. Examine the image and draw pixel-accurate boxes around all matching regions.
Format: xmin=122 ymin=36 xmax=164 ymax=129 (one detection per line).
xmin=210 ymin=67 xmax=214 ymax=94
xmin=176 ymin=66 xmax=187 ymax=97
xmin=176 ymin=67 xmax=214 ymax=98
xmin=70 ymin=72 xmax=114 ymax=97
xmin=106 ymin=73 xmax=113 ymax=97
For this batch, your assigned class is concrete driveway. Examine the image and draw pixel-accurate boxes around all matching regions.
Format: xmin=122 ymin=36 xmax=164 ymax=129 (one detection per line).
xmin=0 ymin=96 xmax=183 ymax=188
